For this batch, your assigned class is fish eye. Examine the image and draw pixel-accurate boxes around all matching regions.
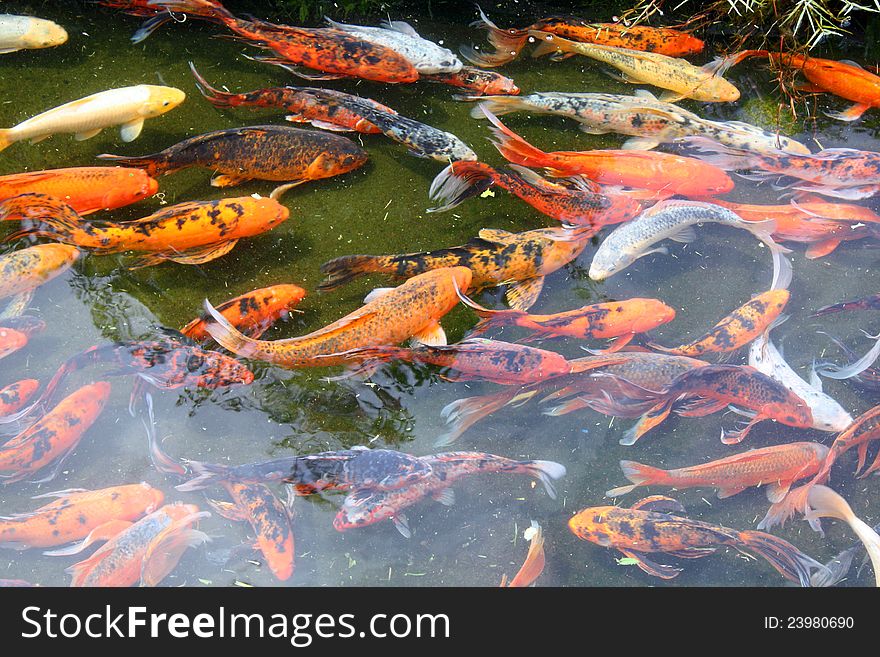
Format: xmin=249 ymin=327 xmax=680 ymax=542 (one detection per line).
xmin=162 ymin=101 xmax=170 ymax=107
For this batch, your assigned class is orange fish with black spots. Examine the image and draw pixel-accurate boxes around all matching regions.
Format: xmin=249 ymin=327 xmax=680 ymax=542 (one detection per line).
xmin=181 ymin=284 xmax=307 ymax=342
xmin=67 ymin=502 xmax=209 ymax=587
xmin=318 ymin=227 xmax=592 ymax=311
xmin=568 ymin=495 xmax=823 ymax=585
xmin=0 ymin=380 xmax=39 ymax=416
xmin=0 ymin=483 xmax=164 ymax=551
xmin=208 ymin=482 xmax=295 ymax=581
xmin=651 ymin=289 xmax=789 ymax=357
xmin=98 ymin=124 xmax=367 ymax=194
xmin=5 ymin=193 xmax=288 ymax=268
xmin=0 ymin=242 xmax=79 ymax=301
xmin=145 ymin=0 xmax=420 ymax=83
xmin=422 ymin=67 xmax=520 ymax=96
xmin=0 ymin=382 xmax=111 ymax=485
xmin=204 ymin=267 xmax=472 ymax=369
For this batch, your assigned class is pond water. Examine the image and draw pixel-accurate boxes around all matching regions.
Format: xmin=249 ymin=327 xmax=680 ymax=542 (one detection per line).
xmin=0 ymin=1 xmax=878 ymax=587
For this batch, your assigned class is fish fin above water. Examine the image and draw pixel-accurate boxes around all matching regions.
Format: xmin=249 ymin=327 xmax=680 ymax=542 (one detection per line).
xmin=432 ymin=488 xmax=456 ymax=506
xmin=74 ymin=129 xmax=102 ymax=141
xmin=412 ymin=320 xmax=448 ymax=347
xmin=119 ymin=119 xmax=144 ymax=143
xmin=43 ymin=519 xmax=134 ymax=557
xmin=506 ymin=276 xmax=544 ymax=311
xmin=391 ymin=514 xmax=412 ymax=538
xmin=210 ymin=173 xmax=249 ymax=188
xmin=631 ymin=495 xmax=686 ymax=514
xmin=805 ymin=238 xmax=841 ymax=259
xmin=621 ymin=136 xmax=660 ymax=150
xmin=824 ymin=103 xmax=870 ymax=122
xmin=619 ymin=549 xmax=683 ymax=579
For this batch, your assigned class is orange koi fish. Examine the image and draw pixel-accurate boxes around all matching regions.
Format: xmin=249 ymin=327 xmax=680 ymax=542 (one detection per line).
xmin=0 ymin=316 xmax=44 ymax=360
xmin=651 ymin=289 xmax=789 ymax=357
xmin=0 ymin=327 xmax=26 ymax=360
xmin=319 ymin=227 xmax=592 ymax=311
xmin=205 ymin=267 xmax=472 ymax=369
xmin=483 ymin=108 xmax=734 ymax=197
xmin=501 ymin=521 xmax=545 ymax=587
xmin=0 ymin=167 xmax=157 ymax=215
xmin=5 ymin=193 xmax=288 ymax=268
xmin=428 ymin=160 xmax=643 ymax=228
xmin=458 ymin=289 xmax=675 ymax=350
xmin=67 ymin=503 xmax=209 ymax=587
xmin=464 ymin=8 xmax=703 ymax=67
xmin=209 ymin=482 xmax=294 ymax=581
xmin=569 ymin=495 xmax=823 ymax=585
xmin=0 ymin=242 xmax=79 ymax=300
xmin=145 ymin=0 xmax=420 ymax=83
xmin=422 ymin=66 xmax=520 ymax=96
xmin=0 ymin=382 xmax=110 ymax=484
xmin=0 ymin=483 xmax=164 ymax=551
xmin=181 ymin=284 xmax=306 ymax=342
xmin=0 ymin=379 xmax=39 ymax=416
xmin=606 ymin=442 xmax=829 ymax=501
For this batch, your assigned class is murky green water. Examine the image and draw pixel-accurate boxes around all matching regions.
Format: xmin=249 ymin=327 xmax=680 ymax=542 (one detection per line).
xmin=0 ymin=1 xmax=878 ymax=587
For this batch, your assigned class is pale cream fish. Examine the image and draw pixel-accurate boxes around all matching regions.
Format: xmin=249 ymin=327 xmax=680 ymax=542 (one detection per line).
xmin=0 ymin=85 xmax=186 ymax=152
xmin=0 ymin=15 xmax=67 ymax=54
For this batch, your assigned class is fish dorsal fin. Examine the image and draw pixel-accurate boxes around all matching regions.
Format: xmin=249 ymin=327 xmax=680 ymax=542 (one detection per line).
xmin=381 ymin=20 xmax=421 ymax=37
xmin=363 ymin=287 xmax=395 ymax=304
xmin=669 ymin=225 xmax=697 ymax=243
xmin=631 ymin=495 xmax=685 ymax=514
xmin=477 ymin=228 xmax=516 ymax=244
xmin=316 ymin=311 xmax=378 ymax=339
xmin=412 ymin=321 xmax=447 ymax=346
xmin=506 ymin=276 xmax=544 ymax=311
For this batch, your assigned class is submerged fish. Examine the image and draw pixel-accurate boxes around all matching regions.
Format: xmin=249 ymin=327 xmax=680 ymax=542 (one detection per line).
xmin=501 ymin=521 xmax=545 ymax=587
xmin=0 ymin=243 xmax=79 ymax=301
xmin=569 ymin=495 xmax=823 ymax=585
xmin=422 ymin=66 xmax=519 ymax=96
xmin=0 ymin=380 xmax=39 ymax=416
xmin=319 ymin=227 xmax=591 ymax=311
xmin=815 ymin=293 xmax=880 ymax=316
xmin=0 ymin=14 xmax=68 ymax=54
xmin=0 ymin=327 xmax=27 ymax=361
xmin=0 ymin=85 xmax=184 ymax=153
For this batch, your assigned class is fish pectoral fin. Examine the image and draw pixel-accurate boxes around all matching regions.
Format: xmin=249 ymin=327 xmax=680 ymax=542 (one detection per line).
xmin=619 ymin=549 xmax=683 ymax=579
xmin=270 ymin=180 xmax=306 ymax=200
xmin=166 ymin=240 xmax=240 ymax=266
xmin=620 ymin=400 xmax=673 ymax=445
xmin=506 ymin=277 xmax=545 ymax=311
xmin=391 ymin=514 xmax=412 ymax=538
xmin=119 ymin=119 xmax=145 ymax=142
xmin=824 ymin=103 xmax=871 ymax=122
xmin=140 ymin=512 xmax=211 ymax=587
xmin=210 ymin=173 xmax=250 ymax=188
xmin=73 ymin=129 xmax=103 ymax=141
xmin=431 ymin=488 xmax=456 ymax=506
xmin=638 ymin=246 xmax=669 ymax=260
xmin=0 ymin=48 xmax=22 ymax=54
xmin=477 ymin=227 xmax=516 ymax=244
xmin=659 ymin=91 xmax=686 ymax=104
xmin=621 ymin=137 xmax=660 ymax=151
xmin=805 ymin=238 xmax=841 ymax=259
xmin=716 ymin=485 xmax=748 ymax=499
xmin=43 ymin=519 xmax=134 ymax=557
xmin=206 ymin=497 xmax=247 ymax=522
xmin=29 ymin=134 xmax=51 ymax=144
xmin=307 ymin=120 xmax=353 ymax=132
xmin=665 ymin=547 xmax=716 ymax=559
xmin=577 ymin=124 xmax=609 ymax=135
xmin=412 ymin=320 xmax=448 ymax=346
xmin=764 ymin=480 xmax=793 ymax=504
xmin=631 ymin=495 xmax=686 ymax=514
xmin=669 ymin=225 xmax=697 ymax=243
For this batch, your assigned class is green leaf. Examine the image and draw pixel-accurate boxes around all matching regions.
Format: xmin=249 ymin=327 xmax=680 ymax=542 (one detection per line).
xmin=615 ymin=557 xmax=641 ymax=566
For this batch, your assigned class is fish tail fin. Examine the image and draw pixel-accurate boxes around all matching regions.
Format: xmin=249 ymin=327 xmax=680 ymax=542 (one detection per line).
xmin=481 ymin=107 xmax=553 ymax=169
xmin=131 ymin=14 xmax=173 ymax=43
xmin=436 ymin=389 xmax=520 ymax=446
xmin=0 ymin=129 xmax=13 ymax=153
xmin=467 ymin=96 xmax=530 ymax=119
xmin=318 ymin=255 xmax=389 ymax=292
xmin=455 ymin=283 xmax=516 ymax=334
xmin=703 ymin=49 xmax=763 ymax=78
xmin=175 ymin=460 xmax=233 ymax=492
xmin=620 ymin=400 xmax=674 ymax=446
xmin=95 ymin=152 xmax=166 ymax=176
xmin=188 ymin=62 xmax=235 ymax=107
xmin=202 ymin=298 xmax=261 ymax=358
xmin=522 ymin=460 xmax=567 ymax=499
xmin=605 ymin=460 xmax=667 ymax=497
xmin=2 ymin=195 xmax=84 ymax=243
xmin=427 ymin=161 xmax=495 ymax=213
xmin=461 ymin=6 xmax=529 ymax=67
xmin=736 ymin=529 xmax=826 ymax=587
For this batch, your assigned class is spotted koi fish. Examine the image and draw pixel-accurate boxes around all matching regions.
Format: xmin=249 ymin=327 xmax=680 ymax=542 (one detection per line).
xmin=463 ymin=8 xmax=703 ymax=67
xmin=0 ymin=382 xmax=110 ymax=485
xmin=319 ymin=227 xmax=591 ymax=311
xmin=428 ymin=160 xmax=643 ymax=228
xmin=457 ymin=287 xmax=675 ymax=350
xmin=651 ymin=289 xmax=789 ymax=357
xmin=0 ymin=380 xmax=39 ymax=416
xmin=144 ymin=0 xmax=420 ymax=83
xmin=98 ymin=124 xmax=367 ymax=195
xmin=181 ymin=284 xmax=306 ymax=342
xmin=0 ymin=242 xmax=78 ymax=301
xmin=67 ymin=503 xmax=209 ymax=587
xmin=569 ymin=495 xmax=823 ymax=585
xmin=0 ymin=483 xmax=164 ymax=551
xmin=5 ymin=193 xmax=288 ymax=268
xmin=205 ymin=267 xmax=472 ymax=369
xmin=208 ymin=482 xmax=295 ymax=581
xmin=334 ymin=451 xmax=567 ymax=537
xmin=422 ymin=66 xmax=519 ymax=96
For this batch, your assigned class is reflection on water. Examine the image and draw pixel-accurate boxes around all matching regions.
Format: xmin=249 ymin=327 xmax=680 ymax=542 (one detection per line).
xmin=0 ymin=1 xmax=878 ymax=587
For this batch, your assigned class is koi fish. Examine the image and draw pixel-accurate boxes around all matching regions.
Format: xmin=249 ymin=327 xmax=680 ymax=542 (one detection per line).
xmin=501 ymin=521 xmax=545 ymax=587
xmin=0 ymin=315 xmax=44 ymax=359
xmin=319 ymin=227 xmax=591 ymax=311
xmin=333 ymin=451 xmax=566 ymax=537
xmin=145 ymin=0 xmax=420 ymax=83
xmin=178 ymin=446 xmax=434 ymax=495
xmin=685 ymin=140 xmax=880 ymax=200
xmin=457 ymin=287 xmax=675 ymax=350
xmin=67 ymin=503 xmax=209 ymax=587
xmin=530 ymin=32 xmax=743 ymax=103
xmin=205 ymin=267 xmax=472 ymax=368
xmin=324 ymin=18 xmax=462 ymax=74
xmin=0 ymin=382 xmax=110 ymax=485
xmin=0 ymin=85 xmax=184 ymax=153
xmin=463 ymin=91 xmax=810 ymax=154
xmin=208 ymin=482 xmax=294 ymax=581
xmin=98 ymin=124 xmax=367 ymax=195
xmin=422 ymin=67 xmax=519 ymax=96
xmin=189 ymin=63 xmax=393 ymax=133
xmin=482 ymin=107 xmax=733 ymax=196
xmin=651 ymin=289 xmax=790 ymax=357
xmin=611 ymin=364 xmax=814 ymax=445
xmin=749 ymin=329 xmax=853 ymax=432
xmin=588 ymin=200 xmax=788 ymax=286
xmin=815 ymin=293 xmax=880 ymax=316
xmin=0 ymin=167 xmax=158 ymax=215
xmin=568 ymin=495 xmax=823 ymax=585
xmin=606 ymin=442 xmax=829 ymax=501
xmin=427 ymin=160 xmax=642 ymax=228
xmin=0 ymin=483 xmax=164 ymax=551
xmin=0 ymin=327 xmax=26 ymax=360
xmin=0 ymin=380 xmax=39 ymax=416
xmin=181 ymin=284 xmax=306 ymax=342
xmin=6 ymin=193 xmax=288 ymax=268
xmin=0 ymin=243 xmax=79 ymax=300
xmin=0 ymin=14 xmax=67 ymax=53
xmin=464 ymin=8 xmax=703 ymax=67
